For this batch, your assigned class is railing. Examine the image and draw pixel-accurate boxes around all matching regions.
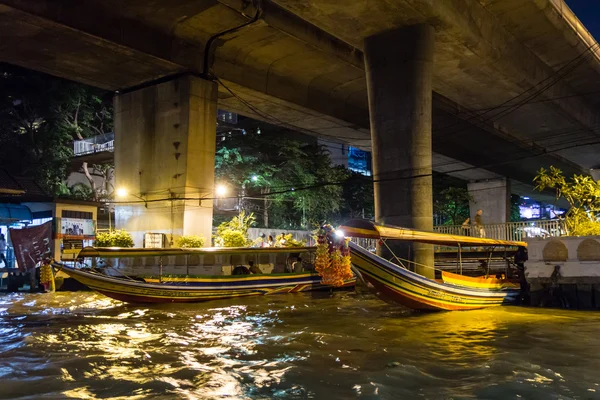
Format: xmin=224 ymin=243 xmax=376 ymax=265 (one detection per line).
xmin=348 ymin=220 xmax=564 ymax=253
xmin=73 ymin=133 xmax=115 ymax=156
xmin=434 ymin=219 xmax=565 ymax=241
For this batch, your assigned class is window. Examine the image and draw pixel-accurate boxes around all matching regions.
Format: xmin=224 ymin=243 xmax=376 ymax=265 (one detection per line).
xmin=61 ymin=210 xmax=93 ymax=220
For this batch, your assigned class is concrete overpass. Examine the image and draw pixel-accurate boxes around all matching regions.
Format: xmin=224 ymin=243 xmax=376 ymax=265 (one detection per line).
xmin=2 ymin=0 xmax=599 ymax=273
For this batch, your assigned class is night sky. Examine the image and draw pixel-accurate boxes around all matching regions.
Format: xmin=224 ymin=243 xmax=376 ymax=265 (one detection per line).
xmin=566 ymin=0 xmax=600 ymax=40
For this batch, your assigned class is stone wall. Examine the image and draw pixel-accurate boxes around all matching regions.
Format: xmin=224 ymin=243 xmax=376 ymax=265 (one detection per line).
xmin=526 ymin=236 xmax=600 ymax=309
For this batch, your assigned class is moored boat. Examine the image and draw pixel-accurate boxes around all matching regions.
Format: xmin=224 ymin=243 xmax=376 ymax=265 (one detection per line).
xmin=338 ymin=219 xmax=525 ymax=311
xmin=53 ymin=246 xmax=355 ymax=303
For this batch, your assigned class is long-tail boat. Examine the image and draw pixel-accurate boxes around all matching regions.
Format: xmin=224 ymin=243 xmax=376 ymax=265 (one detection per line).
xmin=52 ymin=246 xmax=355 ymax=303
xmin=339 ymin=219 xmax=526 ymax=311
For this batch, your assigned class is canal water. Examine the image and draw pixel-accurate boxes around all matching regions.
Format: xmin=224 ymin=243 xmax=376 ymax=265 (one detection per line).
xmin=1 ymin=290 xmax=599 ymax=400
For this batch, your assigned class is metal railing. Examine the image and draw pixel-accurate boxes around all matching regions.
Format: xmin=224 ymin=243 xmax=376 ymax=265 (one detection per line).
xmin=348 ymin=220 xmax=564 ymax=253
xmin=73 ymin=133 xmax=115 ymax=156
xmin=434 ymin=219 xmax=565 ymax=241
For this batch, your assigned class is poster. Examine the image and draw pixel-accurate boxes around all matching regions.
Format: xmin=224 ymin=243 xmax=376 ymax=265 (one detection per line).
xmin=9 ymin=221 xmax=53 ymax=271
xmin=56 ymin=218 xmax=95 ymax=239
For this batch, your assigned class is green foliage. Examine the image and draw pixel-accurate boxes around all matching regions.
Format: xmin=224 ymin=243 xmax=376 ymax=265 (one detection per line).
xmin=275 ymin=233 xmax=306 ymax=247
xmin=510 ymin=194 xmax=522 ymax=222
xmin=175 ymin=235 xmax=205 ymax=248
xmin=95 ymin=230 xmax=134 ymax=248
xmin=340 ymin=171 xmax=374 ymax=220
xmin=214 ymin=125 xmax=361 ymax=229
xmin=216 ymin=211 xmax=256 ymax=237
xmin=433 ymin=186 xmax=472 ymax=225
xmin=0 ymin=64 xmax=112 ymax=195
xmin=217 ymin=229 xmax=247 ymax=247
xmin=534 ymin=166 xmax=600 ymax=236
xmin=68 ymin=183 xmax=94 ymax=200
xmin=214 ymin=211 xmax=256 ymax=247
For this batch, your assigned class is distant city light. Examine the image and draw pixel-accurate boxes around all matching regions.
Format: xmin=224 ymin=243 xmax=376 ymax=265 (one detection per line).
xmin=523 ymin=196 xmax=530 ymax=200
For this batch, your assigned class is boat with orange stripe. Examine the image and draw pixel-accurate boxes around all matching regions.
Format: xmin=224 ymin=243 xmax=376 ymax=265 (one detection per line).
xmin=339 ymin=219 xmax=525 ymax=311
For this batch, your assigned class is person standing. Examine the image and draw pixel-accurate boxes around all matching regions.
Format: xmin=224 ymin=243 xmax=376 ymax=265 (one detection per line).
xmin=0 ymin=234 xmax=7 ymax=267
xmin=474 ymin=209 xmax=486 ymax=237
xmin=461 ymin=217 xmax=471 ymax=236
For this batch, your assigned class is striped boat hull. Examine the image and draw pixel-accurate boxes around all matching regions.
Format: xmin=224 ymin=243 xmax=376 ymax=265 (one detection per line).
xmin=348 ymin=242 xmax=519 ymax=311
xmin=54 ymin=264 xmax=356 ymax=304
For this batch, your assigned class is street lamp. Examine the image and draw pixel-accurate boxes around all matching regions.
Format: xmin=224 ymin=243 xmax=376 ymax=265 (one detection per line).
xmin=216 ymin=184 xmax=228 ymax=197
xmin=116 ymin=187 xmax=147 ymax=208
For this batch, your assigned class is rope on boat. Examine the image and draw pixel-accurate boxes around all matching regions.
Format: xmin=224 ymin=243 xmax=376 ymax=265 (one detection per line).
xmin=379 ymin=239 xmax=445 ymax=274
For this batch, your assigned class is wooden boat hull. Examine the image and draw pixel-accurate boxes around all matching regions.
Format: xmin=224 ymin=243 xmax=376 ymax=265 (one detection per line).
xmin=349 ymin=242 xmax=519 ymax=311
xmin=54 ymin=263 xmax=355 ymax=303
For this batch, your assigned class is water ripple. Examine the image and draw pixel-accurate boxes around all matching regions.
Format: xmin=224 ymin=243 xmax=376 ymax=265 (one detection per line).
xmin=0 ymin=293 xmax=599 ymax=399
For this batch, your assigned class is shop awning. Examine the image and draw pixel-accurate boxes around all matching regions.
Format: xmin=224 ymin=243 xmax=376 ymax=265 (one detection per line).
xmin=0 ymin=204 xmax=32 ymax=224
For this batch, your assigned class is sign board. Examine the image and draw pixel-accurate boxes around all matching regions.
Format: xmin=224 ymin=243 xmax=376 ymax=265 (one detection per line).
xmin=9 ymin=221 xmax=53 ymax=271
xmin=144 ymin=233 xmax=166 ymax=248
xmin=55 ymin=218 xmax=95 ymax=239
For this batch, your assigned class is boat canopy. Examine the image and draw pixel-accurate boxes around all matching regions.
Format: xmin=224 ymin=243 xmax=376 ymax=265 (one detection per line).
xmin=77 ymin=246 xmax=315 ymax=258
xmin=338 ymin=219 xmax=527 ymax=248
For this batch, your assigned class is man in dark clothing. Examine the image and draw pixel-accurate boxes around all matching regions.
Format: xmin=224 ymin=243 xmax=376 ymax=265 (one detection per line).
xmin=232 ymin=265 xmax=250 ymax=275
xmin=248 ymin=261 xmax=261 ymax=274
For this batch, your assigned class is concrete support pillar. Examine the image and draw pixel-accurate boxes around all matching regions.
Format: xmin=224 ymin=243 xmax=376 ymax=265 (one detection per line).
xmin=114 ymin=75 xmax=217 ymax=246
xmin=468 ymin=178 xmax=511 ymax=225
xmin=364 ymin=24 xmax=435 ymax=278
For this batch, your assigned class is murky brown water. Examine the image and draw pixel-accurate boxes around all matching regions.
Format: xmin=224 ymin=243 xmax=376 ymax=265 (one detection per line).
xmin=0 ymin=290 xmax=599 ymax=399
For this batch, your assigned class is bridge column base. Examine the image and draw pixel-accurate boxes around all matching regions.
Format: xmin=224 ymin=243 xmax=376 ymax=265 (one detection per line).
xmin=114 ymin=75 xmax=217 ymax=247
xmin=364 ymin=24 xmax=435 ymax=278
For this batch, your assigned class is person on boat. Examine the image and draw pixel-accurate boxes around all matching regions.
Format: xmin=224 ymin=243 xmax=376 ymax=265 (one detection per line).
xmin=267 ymin=235 xmax=274 ymax=247
xmin=248 ymin=261 xmax=261 ymax=274
xmin=474 ymin=209 xmax=486 ymax=237
xmin=259 ymin=234 xmax=267 ymax=247
xmin=232 ymin=265 xmax=250 ymax=275
xmin=292 ymin=257 xmax=303 ymax=273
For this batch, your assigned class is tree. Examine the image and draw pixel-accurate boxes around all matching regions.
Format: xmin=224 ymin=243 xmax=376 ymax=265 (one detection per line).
xmin=534 ymin=166 xmax=600 ymax=235
xmin=433 ymin=187 xmax=472 ymax=225
xmin=431 ymin=173 xmax=472 ymax=225
xmin=0 ymin=64 xmax=112 ymax=196
xmin=510 ymin=194 xmax=522 ymax=222
xmin=339 ymin=171 xmax=374 ymax=220
xmin=214 ymin=211 xmax=256 ymax=247
xmin=215 ymin=124 xmax=348 ymax=229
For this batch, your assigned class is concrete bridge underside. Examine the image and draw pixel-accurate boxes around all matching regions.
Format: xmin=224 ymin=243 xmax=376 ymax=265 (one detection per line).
xmin=1 ymin=0 xmax=597 ymax=182
xmin=1 ymin=0 xmax=599 ymax=263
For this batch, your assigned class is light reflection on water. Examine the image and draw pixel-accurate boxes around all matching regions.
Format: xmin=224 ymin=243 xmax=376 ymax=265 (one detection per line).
xmin=1 ymin=291 xmax=600 ymax=399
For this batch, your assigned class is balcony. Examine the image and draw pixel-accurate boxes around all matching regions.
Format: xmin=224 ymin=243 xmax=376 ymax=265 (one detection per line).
xmin=72 ymin=133 xmax=114 ymax=166
xmin=73 ymin=132 xmax=114 ymax=157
